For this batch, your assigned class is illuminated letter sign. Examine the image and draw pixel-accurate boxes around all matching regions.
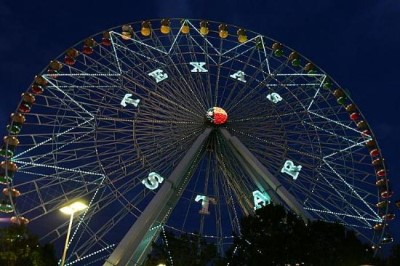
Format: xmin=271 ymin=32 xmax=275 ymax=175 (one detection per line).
xmin=142 ymin=172 xmax=164 ymax=190
xmin=195 ymin=195 xmax=217 ymax=215
xmin=266 ymin=92 xmax=283 ymax=104
xmin=120 ymin=94 xmax=140 ymax=107
xmin=148 ymin=69 xmax=168 ymax=83
xmin=190 ymin=62 xmax=208 ymax=72
xmin=230 ymin=70 xmax=246 ymax=83
xmin=281 ymin=160 xmax=302 ymax=180
xmin=253 ymin=190 xmax=271 ymax=210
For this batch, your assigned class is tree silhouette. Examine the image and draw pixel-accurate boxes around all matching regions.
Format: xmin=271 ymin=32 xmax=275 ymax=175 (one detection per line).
xmin=146 ymin=231 xmax=224 ymax=266
xmin=387 ymin=244 xmax=400 ymax=266
xmin=145 ymin=205 xmax=390 ymax=265
xmin=226 ymin=204 xmax=381 ymax=266
xmin=0 ymin=224 xmax=57 ymax=266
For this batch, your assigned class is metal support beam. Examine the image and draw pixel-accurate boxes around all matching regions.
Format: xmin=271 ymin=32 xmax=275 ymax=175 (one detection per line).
xmin=220 ymin=128 xmax=313 ymax=222
xmin=104 ymin=128 xmax=212 ymax=266
xmin=222 ymin=136 xmax=285 ymax=209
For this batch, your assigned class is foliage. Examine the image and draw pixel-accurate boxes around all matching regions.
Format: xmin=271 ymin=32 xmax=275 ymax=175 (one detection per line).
xmin=0 ymin=224 xmax=57 ymax=266
xmin=145 ymin=231 xmax=224 ymax=266
xmin=226 ymin=204 xmax=381 ymax=266
xmin=386 ymin=244 xmax=400 ymax=266
xmin=145 ymin=205 xmax=394 ymax=265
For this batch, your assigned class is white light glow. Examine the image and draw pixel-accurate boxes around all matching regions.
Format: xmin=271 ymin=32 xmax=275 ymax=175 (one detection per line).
xmin=142 ymin=172 xmax=164 ymax=190
xmin=148 ymin=69 xmax=168 ymax=83
xmin=253 ymin=190 xmax=271 ymax=210
xmin=266 ymin=92 xmax=283 ymax=103
xmin=230 ymin=70 xmax=246 ymax=83
xmin=281 ymin=160 xmax=302 ymax=180
xmin=60 ymin=201 xmax=88 ymax=215
xmin=190 ymin=62 xmax=208 ymax=72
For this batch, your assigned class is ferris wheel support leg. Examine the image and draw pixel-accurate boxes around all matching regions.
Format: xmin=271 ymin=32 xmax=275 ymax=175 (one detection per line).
xmin=104 ymin=127 xmax=212 ymax=266
xmin=219 ymin=128 xmax=313 ymax=223
xmin=224 ymin=138 xmax=286 ymax=210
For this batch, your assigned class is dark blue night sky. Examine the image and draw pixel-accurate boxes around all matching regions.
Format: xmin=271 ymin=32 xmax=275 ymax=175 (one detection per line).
xmin=1 ymin=0 xmax=399 ymax=253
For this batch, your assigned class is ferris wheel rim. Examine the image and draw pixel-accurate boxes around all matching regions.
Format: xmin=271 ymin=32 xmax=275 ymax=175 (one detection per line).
xmin=0 ymin=18 xmax=391 ymax=263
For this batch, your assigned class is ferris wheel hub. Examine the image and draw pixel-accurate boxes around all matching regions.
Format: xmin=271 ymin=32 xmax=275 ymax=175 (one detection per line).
xmin=206 ymin=107 xmax=228 ymax=125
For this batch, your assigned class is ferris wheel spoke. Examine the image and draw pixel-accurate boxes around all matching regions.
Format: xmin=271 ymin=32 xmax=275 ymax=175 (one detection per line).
xmin=43 ymin=78 xmax=139 ymax=120
xmin=44 ymin=45 xmax=123 ymax=77
xmin=220 ymin=45 xmax=263 ymax=108
xmin=5 ymin=19 xmax=387 ymax=264
xmin=13 ymin=117 xmax=95 ymax=159
xmin=298 ymin=187 xmax=376 ymax=226
xmin=227 ymin=80 xmax=321 ymax=120
xmin=276 ymin=169 xmax=379 ymax=228
xmin=108 ymin=32 xmax=124 ymax=74
xmin=69 ymin=51 xmax=122 ymax=76
xmin=16 ymin=176 xmax=105 ymax=222
xmin=111 ymin=33 xmax=169 ymax=70
xmin=115 ymin=61 xmax=204 ymax=118
xmin=110 ymin=36 xmax=166 ymax=69
xmin=150 ymin=30 xmax=208 ymax=112
xmin=108 ymin=34 xmax=208 ymax=116
xmin=216 ymin=156 xmax=248 ymax=236
xmin=65 ymin=245 xmax=117 ymax=266
xmin=304 ymin=207 xmax=381 ymax=224
xmin=319 ymin=159 xmax=377 ymax=190
xmin=229 ymin=127 xmax=321 ymax=160
xmin=229 ymin=110 xmax=305 ymax=122
xmin=253 ymin=35 xmax=272 ymax=75
xmin=302 ymin=120 xmax=360 ymax=145
xmin=38 ymin=181 xmax=108 ymax=245
xmin=265 ymin=72 xmax=324 ymax=99
xmin=44 ymin=77 xmax=123 ymax=101
xmin=71 ymin=205 xmax=138 ymax=257
xmin=168 ymin=141 xmax=242 ymax=249
xmin=225 ymin=49 xmax=321 ymax=112
xmin=65 ymin=181 xmax=157 ymax=256
xmin=16 ymin=129 xmax=95 ymax=165
xmin=43 ymin=78 xmax=95 ymax=119
xmin=185 ymin=20 xmax=221 ymax=63
xmin=305 ymin=174 xmax=376 ymax=222
xmin=308 ymin=110 xmax=362 ymax=135
xmin=322 ymin=159 xmax=380 ymax=219
xmin=219 ymin=36 xmax=261 ymax=66
xmin=306 ymin=75 xmax=327 ymax=110
xmin=218 ymin=142 xmax=255 ymax=203
xmin=322 ymin=139 xmax=370 ymax=160
xmin=13 ymin=159 xmax=103 ymax=178
xmin=112 ymin=31 xmax=169 ymax=55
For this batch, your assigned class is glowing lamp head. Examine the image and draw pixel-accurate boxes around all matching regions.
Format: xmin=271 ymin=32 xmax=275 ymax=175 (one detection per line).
xmin=206 ymin=107 xmax=228 ymax=125
xmin=60 ymin=201 xmax=88 ymax=215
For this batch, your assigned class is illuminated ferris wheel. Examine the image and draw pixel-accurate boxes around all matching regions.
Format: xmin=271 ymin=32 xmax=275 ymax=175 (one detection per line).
xmin=0 ymin=18 xmax=395 ymax=265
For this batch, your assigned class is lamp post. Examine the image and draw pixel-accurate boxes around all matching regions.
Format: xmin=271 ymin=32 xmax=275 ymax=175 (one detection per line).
xmin=59 ymin=201 xmax=88 ymax=266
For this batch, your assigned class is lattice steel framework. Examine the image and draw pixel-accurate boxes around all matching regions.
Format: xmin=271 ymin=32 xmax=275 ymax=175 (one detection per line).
xmin=0 ymin=19 xmax=392 ymax=265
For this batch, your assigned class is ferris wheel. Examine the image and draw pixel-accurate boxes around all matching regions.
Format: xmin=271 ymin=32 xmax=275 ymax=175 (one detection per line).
xmin=0 ymin=18 xmax=395 ymax=265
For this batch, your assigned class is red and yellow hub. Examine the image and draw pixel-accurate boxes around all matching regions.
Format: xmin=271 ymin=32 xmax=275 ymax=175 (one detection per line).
xmin=206 ymin=107 xmax=228 ymax=125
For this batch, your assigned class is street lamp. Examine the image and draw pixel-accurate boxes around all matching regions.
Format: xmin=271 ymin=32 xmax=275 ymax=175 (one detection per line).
xmin=59 ymin=201 xmax=88 ymax=266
